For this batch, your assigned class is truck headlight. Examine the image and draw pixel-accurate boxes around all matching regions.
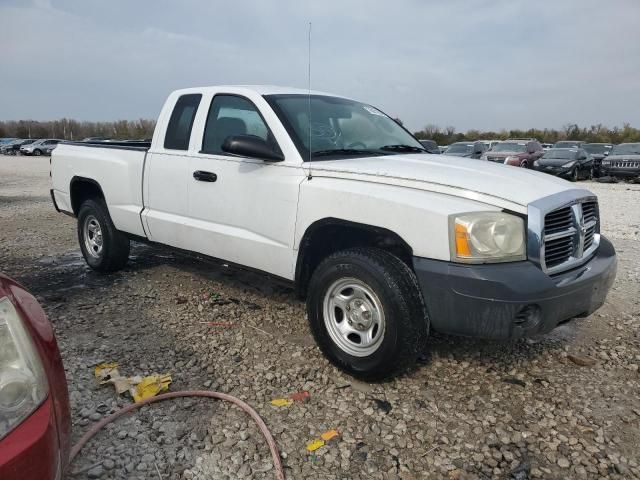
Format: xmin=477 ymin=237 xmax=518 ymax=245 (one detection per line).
xmin=0 ymin=297 xmax=48 ymax=440
xmin=450 ymin=212 xmax=526 ymax=263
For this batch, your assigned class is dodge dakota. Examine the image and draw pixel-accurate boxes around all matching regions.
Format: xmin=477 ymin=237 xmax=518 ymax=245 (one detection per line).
xmin=50 ymin=86 xmax=617 ymax=379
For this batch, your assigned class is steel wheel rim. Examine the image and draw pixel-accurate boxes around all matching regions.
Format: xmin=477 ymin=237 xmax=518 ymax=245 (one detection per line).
xmin=323 ymin=277 xmax=385 ymax=357
xmin=83 ymin=215 xmax=104 ymax=258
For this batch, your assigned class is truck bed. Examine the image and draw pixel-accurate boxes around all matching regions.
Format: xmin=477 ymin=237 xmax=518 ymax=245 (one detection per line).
xmin=62 ymin=140 xmax=151 ymax=151
xmin=51 ymin=142 xmax=149 ymax=237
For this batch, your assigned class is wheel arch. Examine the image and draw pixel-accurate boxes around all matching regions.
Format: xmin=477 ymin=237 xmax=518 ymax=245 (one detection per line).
xmin=70 ymin=176 xmax=106 ymax=216
xmin=295 ymin=218 xmax=414 ymax=298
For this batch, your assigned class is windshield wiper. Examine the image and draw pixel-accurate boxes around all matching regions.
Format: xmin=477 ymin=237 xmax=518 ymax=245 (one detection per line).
xmin=312 ymin=148 xmax=379 ymax=158
xmin=380 ymin=144 xmax=426 ymax=153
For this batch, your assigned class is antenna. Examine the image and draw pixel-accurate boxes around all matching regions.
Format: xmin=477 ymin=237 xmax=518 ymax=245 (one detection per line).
xmin=307 ymin=21 xmax=312 ymax=179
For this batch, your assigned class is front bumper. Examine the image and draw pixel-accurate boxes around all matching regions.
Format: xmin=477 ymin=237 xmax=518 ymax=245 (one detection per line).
xmin=601 ymin=167 xmax=640 ymax=178
xmin=535 ymin=165 xmax=573 ymax=178
xmin=413 ymin=236 xmax=617 ymax=339
xmin=0 ymin=398 xmax=64 ymax=480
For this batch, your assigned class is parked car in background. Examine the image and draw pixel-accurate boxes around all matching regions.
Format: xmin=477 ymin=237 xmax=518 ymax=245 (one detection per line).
xmin=0 ymin=139 xmax=22 ymax=155
xmin=482 ymin=140 xmax=544 ymax=168
xmin=583 ymin=143 xmax=613 ymax=177
xmin=0 ymin=274 xmax=71 ymax=480
xmin=20 ymin=139 xmax=61 ymax=156
xmin=533 ymin=148 xmax=593 ymax=181
xmin=439 ymin=145 xmax=448 ymax=153
xmin=600 ymin=143 xmax=640 ymax=178
xmin=0 ymin=138 xmax=17 ymax=145
xmin=442 ymin=141 xmax=487 ymax=159
xmin=418 ymin=139 xmax=440 ymax=154
xmin=479 ymin=139 xmax=501 ymax=150
xmin=553 ymin=140 xmax=585 ymax=149
xmin=0 ymin=139 xmax=37 ymax=155
xmin=542 ymin=143 xmax=553 ymax=151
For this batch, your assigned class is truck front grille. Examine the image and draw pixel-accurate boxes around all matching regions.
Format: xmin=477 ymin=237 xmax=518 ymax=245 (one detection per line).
xmin=542 ymin=200 xmax=599 ymax=273
xmin=609 ymin=160 xmax=640 ymax=168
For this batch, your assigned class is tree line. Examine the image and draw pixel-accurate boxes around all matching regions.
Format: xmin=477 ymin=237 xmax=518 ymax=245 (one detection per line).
xmin=0 ymin=119 xmax=156 ymax=140
xmin=413 ymin=123 xmax=640 ymax=145
xmin=1 ymin=118 xmax=639 ymax=145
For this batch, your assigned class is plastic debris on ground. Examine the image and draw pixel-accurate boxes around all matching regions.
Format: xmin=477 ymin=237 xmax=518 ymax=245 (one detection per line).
xmin=270 ymin=398 xmax=294 ymax=407
xmin=307 ymin=429 xmax=340 ymax=452
xmin=271 ymin=390 xmax=310 ymax=407
xmin=94 ymin=362 xmax=172 ymax=401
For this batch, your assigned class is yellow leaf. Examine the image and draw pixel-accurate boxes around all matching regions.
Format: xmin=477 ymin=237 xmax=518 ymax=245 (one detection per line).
xmin=306 ymin=439 xmax=325 ymax=452
xmin=270 ymin=398 xmax=293 ymax=407
xmin=320 ymin=429 xmax=340 ymax=442
xmin=94 ymin=362 xmax=119 ymax=379
xmin=132 ymin=374 xmax=172 ymax=402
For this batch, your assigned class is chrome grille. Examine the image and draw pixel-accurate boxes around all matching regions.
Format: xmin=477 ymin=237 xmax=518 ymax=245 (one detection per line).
xmin=610 ymin=161 xmax=640 ymax=168
xmin=542 ymin=199 xmax=599 ymax=274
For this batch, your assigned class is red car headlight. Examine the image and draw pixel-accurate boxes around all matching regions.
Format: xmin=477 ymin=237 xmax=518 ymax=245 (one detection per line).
xmin=0 ymin=297 xmax=48 ymax=440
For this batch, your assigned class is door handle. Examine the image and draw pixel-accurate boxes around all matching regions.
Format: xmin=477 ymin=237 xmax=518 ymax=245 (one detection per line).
xmin=193 ymin=170 xmax=217 ymax=182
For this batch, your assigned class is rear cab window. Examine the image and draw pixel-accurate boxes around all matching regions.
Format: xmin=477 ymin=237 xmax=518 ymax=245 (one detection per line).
xmin=164 ymin=94 xmax=202 ymax=150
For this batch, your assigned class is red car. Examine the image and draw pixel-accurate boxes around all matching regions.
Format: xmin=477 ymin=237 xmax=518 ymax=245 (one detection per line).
xmin=0 ymin=274 xmax=71 ymax=479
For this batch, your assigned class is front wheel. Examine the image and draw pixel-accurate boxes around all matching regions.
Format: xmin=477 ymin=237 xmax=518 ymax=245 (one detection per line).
xmin=307 ymin=248 xmax=429 ymax=380
xmin=33 ymin=149 xmax=42 ymax=156
xmin=77 ymin=199 xmax=130 ymax=272
xmin=570 ymin=168 xmax=578 ymax=182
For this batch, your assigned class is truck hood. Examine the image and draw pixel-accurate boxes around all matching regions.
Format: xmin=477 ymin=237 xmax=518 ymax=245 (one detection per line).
xmin=606 ymin=154 xmax=640 ymax=161
xmin=307 ymin=153 xmax=575 ymax=209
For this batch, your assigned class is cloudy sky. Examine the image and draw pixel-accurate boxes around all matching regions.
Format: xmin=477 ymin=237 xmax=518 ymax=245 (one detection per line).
xmin=1 ymin=0 xmax=639 ymax=131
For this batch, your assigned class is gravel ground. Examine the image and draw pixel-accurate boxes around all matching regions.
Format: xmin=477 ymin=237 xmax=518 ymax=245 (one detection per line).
xmin=1 ymin=155 xmax=639 ymax=480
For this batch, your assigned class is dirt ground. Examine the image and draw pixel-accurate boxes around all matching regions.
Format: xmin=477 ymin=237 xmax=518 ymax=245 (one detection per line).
xmin=1 ymin=155 xmax=639 ymax=480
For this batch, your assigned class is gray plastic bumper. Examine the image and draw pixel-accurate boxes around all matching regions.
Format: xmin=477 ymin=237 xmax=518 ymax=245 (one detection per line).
xmin=413 ymin=236 xmax=617 ymax=339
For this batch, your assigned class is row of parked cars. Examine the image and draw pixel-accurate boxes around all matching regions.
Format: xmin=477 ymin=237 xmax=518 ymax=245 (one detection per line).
xmin=0 ymin=138 xmax=62 ymax=156
xmin=419 ymin=138 xmax=640 ymax=180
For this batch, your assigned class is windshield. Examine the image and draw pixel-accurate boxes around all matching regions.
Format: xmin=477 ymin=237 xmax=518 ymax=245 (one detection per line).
xmin=610 ymin=143 xmax=640 ymax=156
xmin=542 ymin=149 xmax=577 ymax=160
xmin=583 ymin=144 xmax=611 ymax=155
xmin=491 ymin=142 xmax=526 ymax=153
xmin=264 ymin=94 xmax=424 ymax=159
xmin=445 ymin=143 xmax=473 ymax=154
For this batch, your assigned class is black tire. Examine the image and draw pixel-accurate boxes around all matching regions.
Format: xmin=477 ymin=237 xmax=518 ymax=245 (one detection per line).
xmin=77 ymin=198 xmax=130 ymax=272
xmin=33 ymin=149 xmax=42 ymax=156
xmin=306 ymin=248 xmax=429 ymax=381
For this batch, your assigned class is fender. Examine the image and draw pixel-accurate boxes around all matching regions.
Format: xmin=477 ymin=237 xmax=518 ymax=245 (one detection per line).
xmin=294 ymin=217 xmax=413 ymax=296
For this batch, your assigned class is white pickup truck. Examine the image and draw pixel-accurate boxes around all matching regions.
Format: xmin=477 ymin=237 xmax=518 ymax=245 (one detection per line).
xmin=51 ymin=85 xmax=617 ymax=379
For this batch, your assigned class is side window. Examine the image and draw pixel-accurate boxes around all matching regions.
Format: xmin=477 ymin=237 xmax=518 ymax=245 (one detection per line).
xmin=202 ymin=95 xmax=273 ymax=155
xmin=164 ymin=94 xmax=202 ymax=150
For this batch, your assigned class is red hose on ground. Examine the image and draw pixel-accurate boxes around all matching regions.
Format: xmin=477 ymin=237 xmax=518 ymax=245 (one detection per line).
xmin=69 ymin=390 xmax=285 ymax=480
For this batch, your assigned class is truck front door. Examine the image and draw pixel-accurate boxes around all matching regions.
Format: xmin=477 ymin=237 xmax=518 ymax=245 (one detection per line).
xmin=186 ymin=93 xmax=304 ymax=280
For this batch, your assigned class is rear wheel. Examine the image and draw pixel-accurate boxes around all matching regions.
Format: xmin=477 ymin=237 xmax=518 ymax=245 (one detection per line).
xmin=77 ymin=198 xmax=130 ymax=272
xmin=306 ymin=248 xmax=429 ymax=380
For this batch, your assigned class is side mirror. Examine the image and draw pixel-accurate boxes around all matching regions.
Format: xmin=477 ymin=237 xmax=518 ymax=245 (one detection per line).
xmin=222 ymin=135 xmax=284 ymax=162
